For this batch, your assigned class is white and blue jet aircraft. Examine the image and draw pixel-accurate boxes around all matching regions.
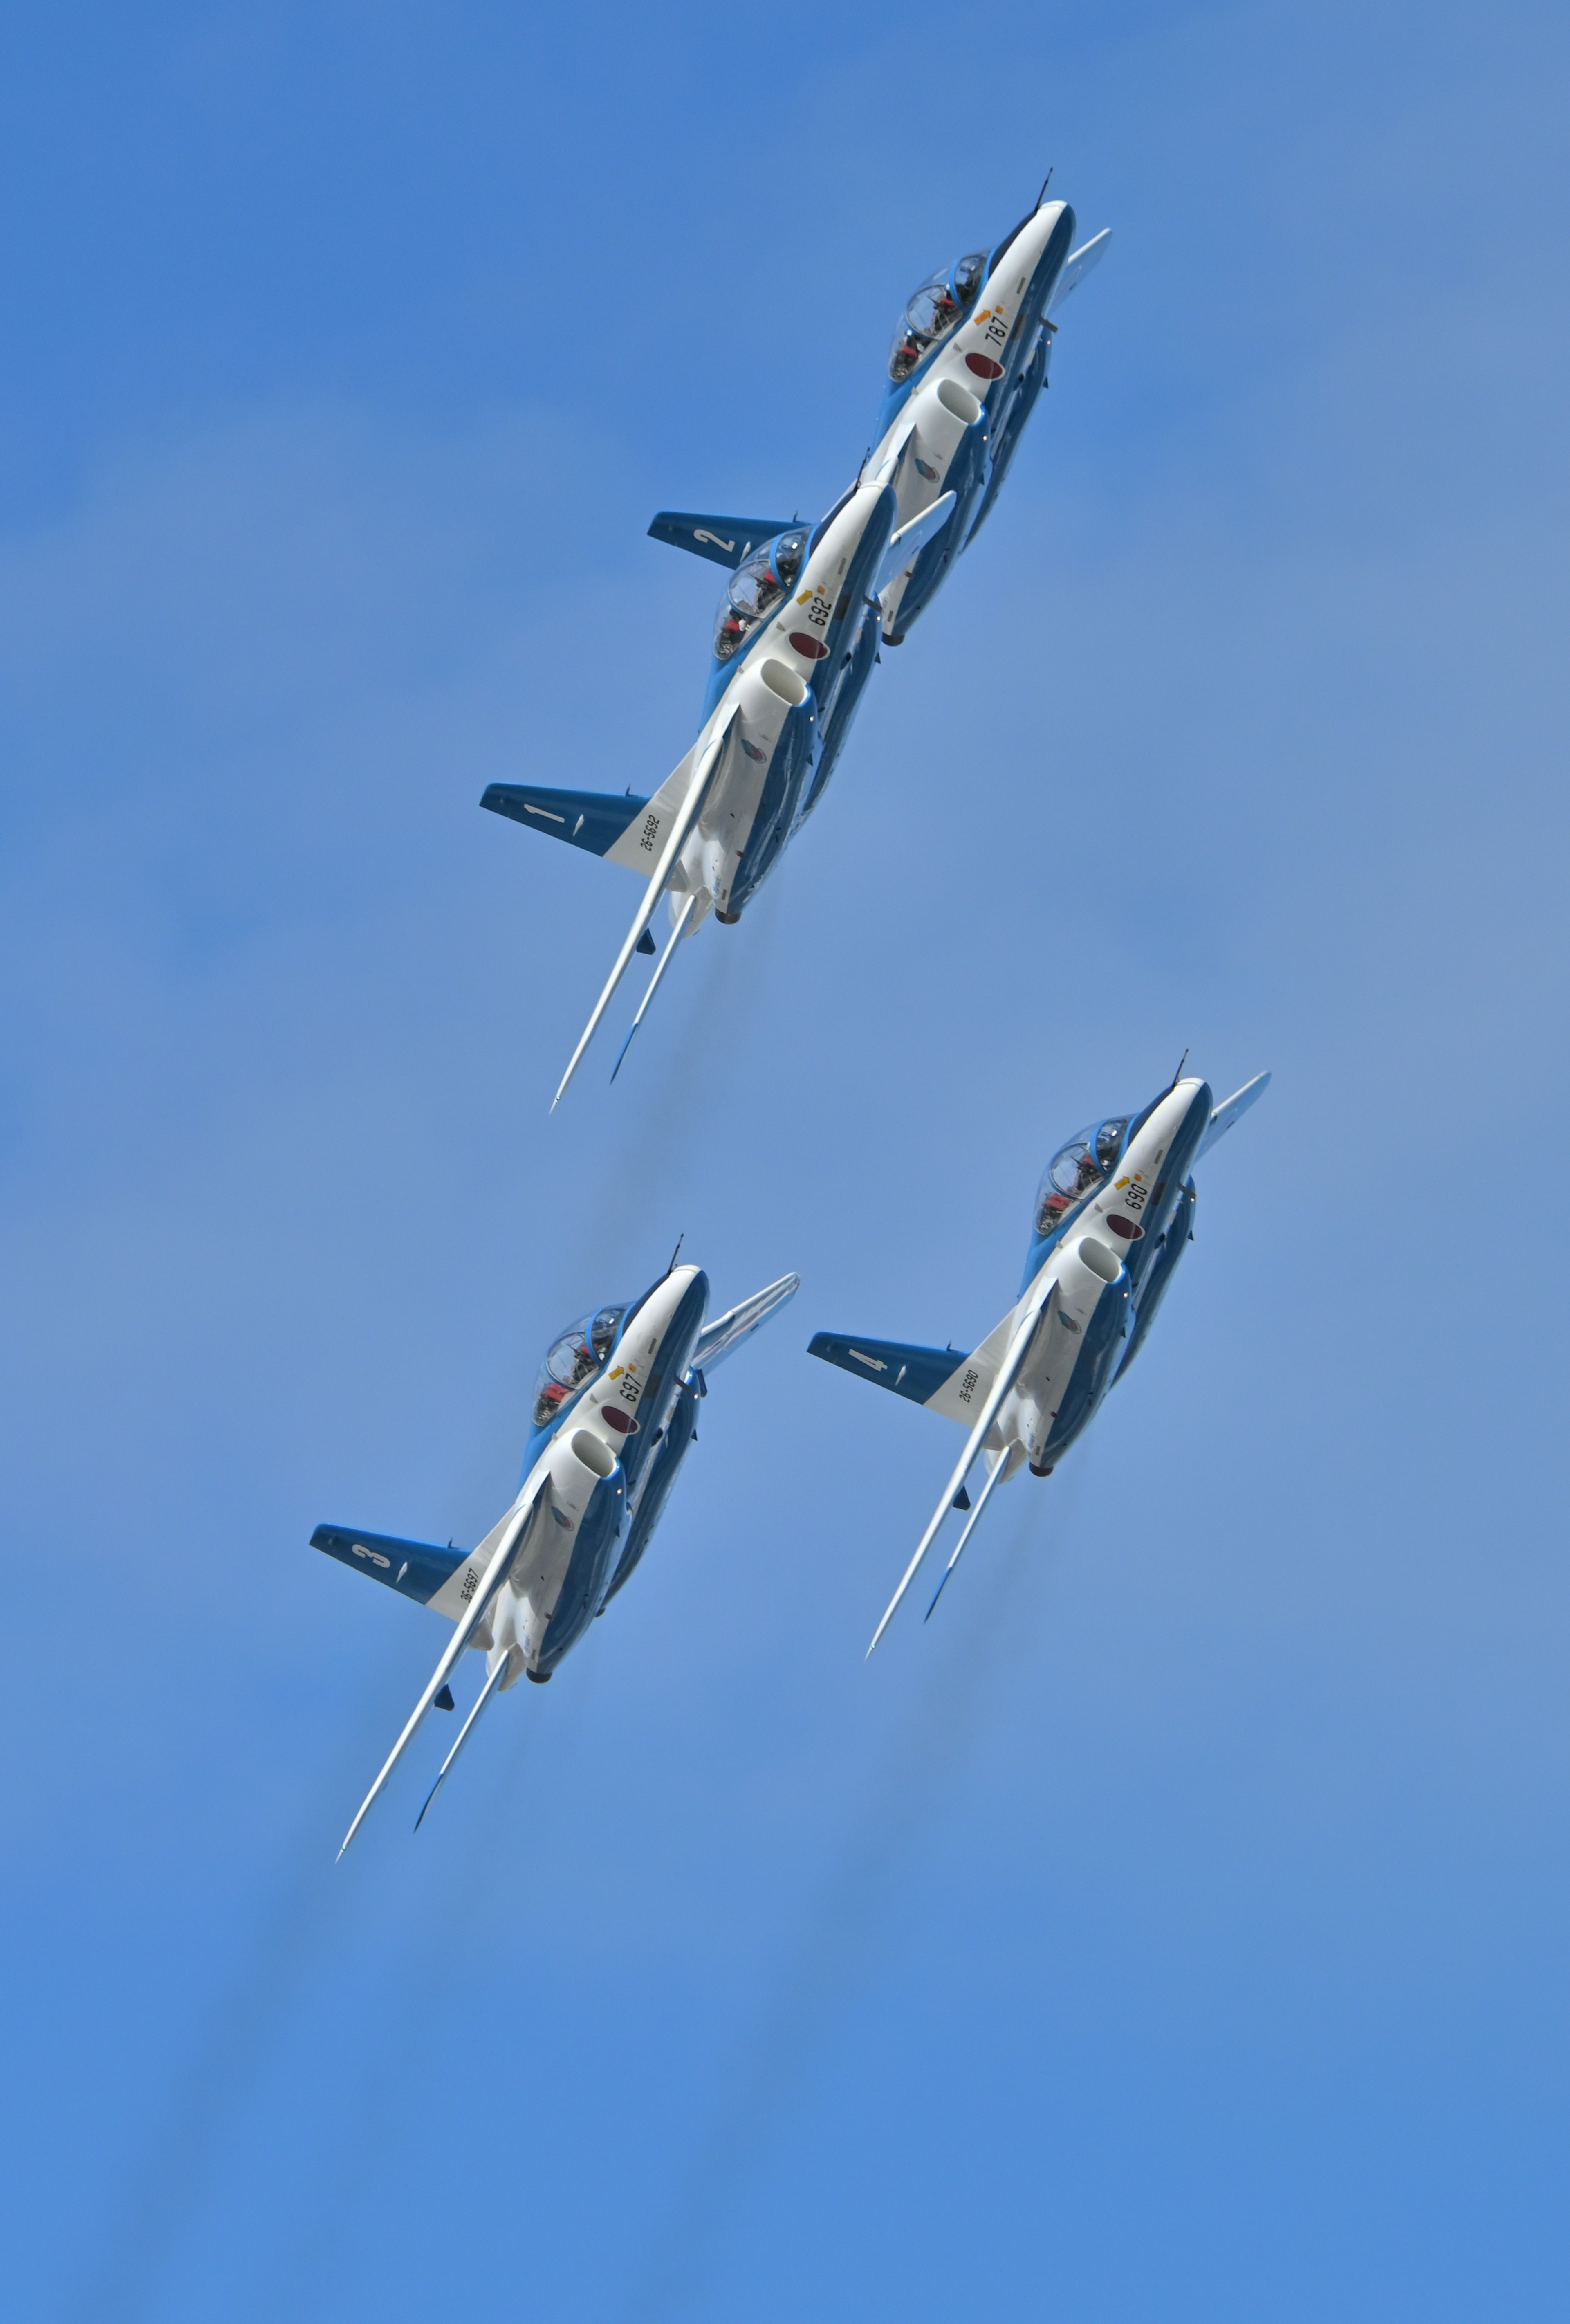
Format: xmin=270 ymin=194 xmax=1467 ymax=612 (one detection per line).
xmin=870 ymin=189 xmax=1111 ymax=644
xmin=480 ymin=189 xmax=1108 ymax=1105
xmin=808 ymin=1069 xmax=1269 ymax=1652
xmin=319 ymin=1260 xmax=798 ymax=1850
xmin=483 ymin=458 xmax=948 ymax=1106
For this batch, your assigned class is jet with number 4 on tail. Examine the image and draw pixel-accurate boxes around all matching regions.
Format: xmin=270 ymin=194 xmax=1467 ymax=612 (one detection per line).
xmin=483 ymin=451 xmax=952 ymax=1106
xmin=870 ymin=189 xmax=1110 ymax=645
xmin=808 ymin=1069 xmax=1269 ymax=1652
xmin=319 ymin=1260 xmax=798 ymax=1851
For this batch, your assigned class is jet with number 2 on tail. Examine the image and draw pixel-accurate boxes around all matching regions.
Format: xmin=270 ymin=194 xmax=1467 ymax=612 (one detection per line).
xmin=319 ymin=1260 xmax=798 ymax=1851
xmin=482 ymin=451 xmax=951 ymax=1107
xmin=807 ymin=1069 xmax=1269 ymax=1652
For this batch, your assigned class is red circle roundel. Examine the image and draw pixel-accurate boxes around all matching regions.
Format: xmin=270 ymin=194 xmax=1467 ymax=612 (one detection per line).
xmin=600 ymin=1405 xmax=638 ymax=1434
xmin=1105 ymin=1215 xmax=1143 ymax=1240
xmin=788 ymin=631 xmax=830 ymax=660
xmin=965 ymin=353 xmax=1005 ymax=379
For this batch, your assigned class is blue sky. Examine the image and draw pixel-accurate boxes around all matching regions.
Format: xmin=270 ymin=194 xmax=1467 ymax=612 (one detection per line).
xmin=2 ymin=3 xmax=1568 ymax=2317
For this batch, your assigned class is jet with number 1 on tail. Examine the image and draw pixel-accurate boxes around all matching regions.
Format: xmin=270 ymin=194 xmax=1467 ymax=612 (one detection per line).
xmin=807 ymin=1069 xmax=1269 ymax=1651
xmin=319 ymin=1260 xmax=798 ymax=1851
xmin=869 ymin=188 xmax=1111 ymax=645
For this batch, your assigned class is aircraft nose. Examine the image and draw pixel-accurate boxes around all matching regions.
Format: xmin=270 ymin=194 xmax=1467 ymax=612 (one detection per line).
xmin=641 ymin=1263 xmax=708 ymax=1345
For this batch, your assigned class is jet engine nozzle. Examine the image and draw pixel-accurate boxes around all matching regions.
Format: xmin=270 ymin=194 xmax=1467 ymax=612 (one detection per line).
xmin=935 ymin=377 xmax=982 ymax=427
xmin=568 ymin=1428 xmax=617 ymax=1480
xmin=1075 ymin=1236 xmax=1123 ymax=1285
xmin=546 ymin=1426 xmax=620 ymax=1531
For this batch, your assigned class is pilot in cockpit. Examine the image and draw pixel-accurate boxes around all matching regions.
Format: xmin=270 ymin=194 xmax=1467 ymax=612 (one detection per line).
xmin=713 ymin=528 xmax=809 ymax=662
xmin=531 ymin=1304 xmax=626 ymax=1430
xmin=887 ymin=251 xmax=988 ymax=385
xmin=1034 ymin=1116 xmax=1130 ymax=1241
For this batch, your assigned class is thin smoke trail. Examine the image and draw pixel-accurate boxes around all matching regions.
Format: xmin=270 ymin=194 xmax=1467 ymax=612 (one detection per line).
xmin=55 ymin=1689 xmax=395 ymax=2324
xmin=236 ymin=1701 xmax=550 ymax=2322
xmin=619 ymin=1474 xmax=1078 ymax=2323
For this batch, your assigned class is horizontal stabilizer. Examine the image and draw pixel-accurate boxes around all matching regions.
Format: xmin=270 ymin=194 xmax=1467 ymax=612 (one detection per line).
xmin=1047 ymin=228 xmax=1112 ymax=316
xmin=1194 ymin=1070 xmax=1271 ymax=1161
xmin=312 ymin=1524 xmax=467 ymax=1607
xmin=648 ymin=511 xmax=794 ymax=570
xmin=481 ymin=784 xmax=649 ymax=858
xmin=693 ymin=1273 xmax=801 ymax=1375
xmin=807 ymin=1333 xmax=968 ymax=1409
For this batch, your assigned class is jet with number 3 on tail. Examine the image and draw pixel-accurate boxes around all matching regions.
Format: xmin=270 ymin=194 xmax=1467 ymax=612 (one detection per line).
xmin=319 ymin=1260 xmax=798 ymax=1851
xmin=807 ymin=1069 xmax=1269 ymax=1652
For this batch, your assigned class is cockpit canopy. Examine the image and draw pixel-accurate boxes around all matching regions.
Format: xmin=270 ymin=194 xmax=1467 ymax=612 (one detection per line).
xmin=713 ymin=526 xmax=810 ymax=662
xmin=887 ymin=249 xmax=988 ymax=384
xmin=1033 ymin=1116 xmax=1130 ymax=1241
xmin=532 ymin=1303 xmax=626 ymax=1430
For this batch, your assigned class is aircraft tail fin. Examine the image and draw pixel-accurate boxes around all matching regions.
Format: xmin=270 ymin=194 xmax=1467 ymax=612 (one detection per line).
xmin=1193 ymin=1070 xmax=1271 ymax=1161
xmin=648 ymin=511 xmax=794 ymax=570
xmin=692 ymin=1273 xmax=801 ymax=1376
xmin=1047 ymin=228 xmax=1112 ymax=316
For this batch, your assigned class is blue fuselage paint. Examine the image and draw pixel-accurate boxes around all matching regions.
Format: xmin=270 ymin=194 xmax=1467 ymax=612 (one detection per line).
xmin=536 ymin=1470 xmax=627 ymax=1675
xmin=602 ymin=1375 xmax=699 ymax=1607
xmin=1116 ymin=1179 xmax=1197 ymax=1383
xmin=524 ymin=1267 xmax=711 ymax=1671
xmin=1037 ymin=1271 xmax=1133 ymax=1466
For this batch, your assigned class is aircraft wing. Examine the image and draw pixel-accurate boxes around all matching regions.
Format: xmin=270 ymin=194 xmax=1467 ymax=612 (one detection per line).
xmin=691 ymin=1273 xmax=801 ymax=1375
xmin=866 ymin=1287 xmax=1055 ymax=1653
xmin=552 ymin=720 xmax=734 ymax=1107
xmin=1047 ymin=228 xmax=1112 ymax=316
xmin=1193 ymin=1070 xmax=1271 ymax=1161
xmin=337 ymin=1478 xmax=545 ymax=1856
